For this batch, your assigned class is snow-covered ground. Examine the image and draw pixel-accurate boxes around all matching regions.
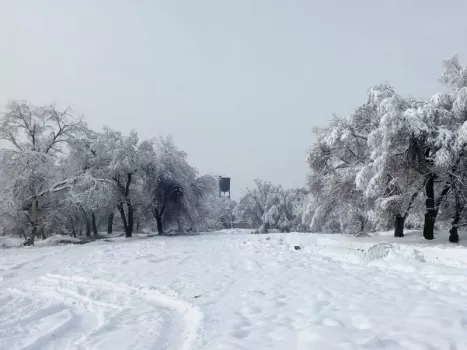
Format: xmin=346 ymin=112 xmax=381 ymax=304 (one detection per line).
xmin=1 ymin=230 xmax=467 ymax=350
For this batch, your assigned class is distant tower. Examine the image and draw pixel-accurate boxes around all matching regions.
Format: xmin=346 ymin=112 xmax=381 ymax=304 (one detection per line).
xmin=219 ymin=176 xmax=231 ymax=199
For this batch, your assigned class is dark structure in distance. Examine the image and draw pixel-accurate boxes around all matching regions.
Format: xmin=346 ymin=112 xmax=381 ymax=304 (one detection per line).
xmin=219 ymin=176 xmax=231 ymax=199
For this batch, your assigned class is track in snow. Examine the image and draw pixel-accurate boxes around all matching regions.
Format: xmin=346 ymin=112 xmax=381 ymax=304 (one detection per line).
xmin=0 ymin=273 xmax=202 ymax=350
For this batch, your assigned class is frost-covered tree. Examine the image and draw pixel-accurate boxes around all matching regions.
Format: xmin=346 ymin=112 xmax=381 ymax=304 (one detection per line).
xmin=410 ymin=56 xmax=467 ymax=240
xmin=306 ymin=101 xmax=375 ymax=234
xmin=305 ymin=55 xmax=467 ymax=242
xmin=73 ymin=128 xmax=141 ymax=237
xmin=140 ymin=137 xmax=220 ymax=233
xmin=184 ymin=175 xmax=222 ymax=231
xmin=235 ymin=180 xmax=305 ymax=233
xmin=354 ymin=85 xmax=429 ymax=237
xmin=266 ymin=188 xmax=307 ymax=233
xmin=140 ymin=137 xmax=194 ymax=233
xmin=0 ymin=101 xmax=85 ymax=156
xmin=235 ymin=180 xmax=280 ymax=231
xmin=0 ymin=100 xmax=236 ymax=242
xmin=0 ymin=101 xmax=85 ymax=244
xmin=433 ymin=56 xmax=467 ymax=242
xmin=65 ymin=129 xmax=116 ymax=235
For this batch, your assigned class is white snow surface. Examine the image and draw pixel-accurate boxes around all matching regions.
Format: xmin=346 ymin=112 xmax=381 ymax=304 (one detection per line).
xmin=1 ymin=230 xmax=467 ymax=350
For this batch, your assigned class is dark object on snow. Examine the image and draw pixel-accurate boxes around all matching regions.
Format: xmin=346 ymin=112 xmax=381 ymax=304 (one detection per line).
xmin=355 ymin=232 xmax=369 ymax=237
xmin=348 ymin=247 xmax=365 ymax=252
xmin=247 ymin=290 xmax=266 ymax=295
xmin=49 ymin=237 xmax=92 ymax=246
xmin=294 ymin=245 xmax=301 ymax=250
xmin=61 ymin=239 xmax=90 ymax=245
xmin=23 ymin=238 xmax=34 ymax=246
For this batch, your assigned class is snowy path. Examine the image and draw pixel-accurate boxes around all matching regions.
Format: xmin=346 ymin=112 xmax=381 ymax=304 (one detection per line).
xmin=0 ymin=245 xmax=202 ymax=350
xmin=2 ymin=274 xmax=201 ymax=350
xmin=1 ymin=230 xmax=467 ymax=349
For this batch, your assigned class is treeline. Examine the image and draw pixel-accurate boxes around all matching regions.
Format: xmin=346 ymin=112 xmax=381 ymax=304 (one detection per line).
xmin=0 ymin=102 xmax=233 ymax=244
xmin=1 ymin=55 xmax=466 ymax=244
xmin=302 ymin=55 xmax=467 ymax=242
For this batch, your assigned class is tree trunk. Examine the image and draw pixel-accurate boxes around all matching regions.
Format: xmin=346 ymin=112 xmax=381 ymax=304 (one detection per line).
xmin=127 ymin=202 xmax=134 ymax=238
xmin=401 ymin=188 xmax=421 ymax=227
xmin=449 ymin=192 xmax=462 ymax=243
xmin=116 ymin=173 xmax=134 ymax=238
xmin=394 ymin=215 xmax=405 ymax=238
xmin=28 ymin=197 xmax=38 ymax=246
xmin=447 ymin=154 xmax=464 ymax=243
xmin=177 ymin=219 xmax=184 ymax=233
xmin=423 ymin=174 xmax=436 ymax=240
xmin=107 ymin=212 xmax=114 ymax=234
xmin=153 ymin=206 xmax=165 ymax=234
xmin=424 ymin=150 xmax=464 ymax=241
xmin=25 ymin=227 xmax=36 ymax=246
xmin=258 ymin=222 xmax=269 ymax=234
xmin=118 ymin=204 xmax=128 ymax=235
xmin=81 ymin=208 xmax=91 ymax=237
xmin=85 ymin=219 xmax=91 ymax=237
xmin=39 ymin=225 xmax=46 ymax=240
xmin=118 ymin=202 xmax=133 ymax=238
xmin=155 ymin=213 xmax=164 ymax=234
xmin=449 ymin=223 xmax=460 ymax=243
xmin=423 ymin=175 xmax=452 ymax=240
xmin=19 ymin=228 xmax=27 ymax=241
xmin=91 ymin=211 xmax=98 ymax=237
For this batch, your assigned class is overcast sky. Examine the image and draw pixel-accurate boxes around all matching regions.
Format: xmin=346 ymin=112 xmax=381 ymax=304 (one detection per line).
xmin=1 ymin=0 xmax=467 ymax=197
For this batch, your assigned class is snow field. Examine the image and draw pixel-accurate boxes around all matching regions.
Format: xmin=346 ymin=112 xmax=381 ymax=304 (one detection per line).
xmin=1 ymin=230 xmax=467 ymax=349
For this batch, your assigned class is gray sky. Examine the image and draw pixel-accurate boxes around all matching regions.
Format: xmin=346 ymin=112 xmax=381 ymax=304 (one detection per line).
xmin=1 ymin=0 xmax=467 ymax=197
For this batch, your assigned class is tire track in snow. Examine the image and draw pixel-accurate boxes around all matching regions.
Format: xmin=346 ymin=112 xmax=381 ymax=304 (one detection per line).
xmin=6 ymin=273 xmax=203 ymax=350
xmin=46 ymin=274 xmax=203 ymax=350
xmin=49 ymin=274 xmax=203 ymax=350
